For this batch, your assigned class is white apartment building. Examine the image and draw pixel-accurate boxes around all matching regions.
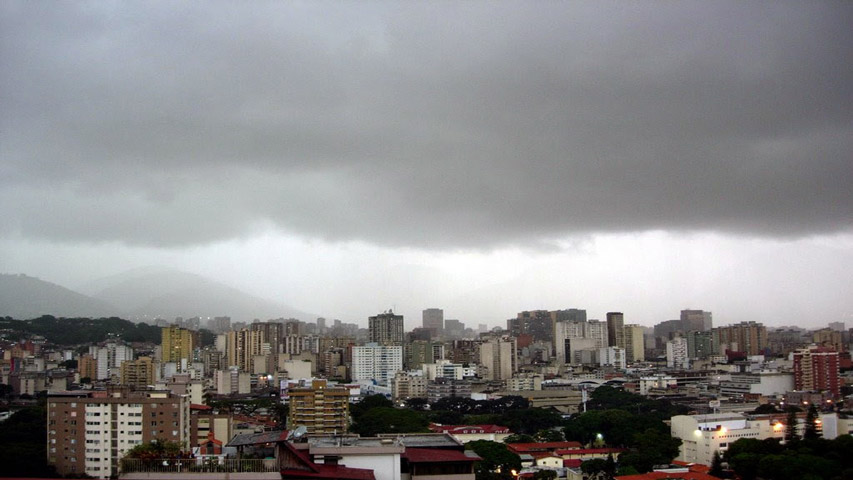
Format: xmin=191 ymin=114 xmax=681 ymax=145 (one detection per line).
xmin=671 ymin=413 xmax=782 ymax=466
xmin=667 ymin=336 xmax=689 ymax=370
xmin=352 ymin=344 xmax=403 ymax=386
xmin=599 ymin=347 xmax=626 ymax=369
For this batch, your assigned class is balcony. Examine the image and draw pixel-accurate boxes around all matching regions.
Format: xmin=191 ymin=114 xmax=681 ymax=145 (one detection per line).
xmin=119 ymin=458 xmax=280 ymax=480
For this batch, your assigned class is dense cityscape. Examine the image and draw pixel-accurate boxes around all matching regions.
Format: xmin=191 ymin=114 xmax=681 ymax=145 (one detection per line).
xmin=2 ymin=1 xmax=851 ymax=479
xmin=0 ymin=307 xmax=850 ymax=479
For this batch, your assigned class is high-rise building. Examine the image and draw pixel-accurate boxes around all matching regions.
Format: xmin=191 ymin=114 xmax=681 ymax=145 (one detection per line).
xmin=161 ymin=326 xmax=194 ymax=364
xmin=119 ymin=357 xmax=155 ymax=388
xmin=209 ymin=316 xmax=231 ymax=333
xmin=599 ymin=347 xmax=626 ymax=369
xmin=251 ymin=321 xmax=283 ymax=355
xmin=352 ymin=344 xmax=403 ymax=386
xmin=586 ymin=320 xmax=609 ymax=349
xmin=680 ymin=310 xmax=712 ymax=332
xmin=78 ymin=354 xmax=97 ymax=381
xmin=793 ymin=346 xmax=840 ymax=397
xmin=606 ymin=312 xmax=625 ymax=349
xmin=368 ymin=311 xmax=404 ymax=345
xmin=712 ymin=322 xmax=768 ymax=356
xmin=512 ymin=311 xmax=553 ymax=344
xmin=288 ymin=379 xmax=349 ymax=434
xmin=478 ymin=336 xmax=517 ymax=381
xmin=686 ymin=331 xmax=714 ymax=360
xmin=226 ymin=329 xmax=264 ymax=372
xmin=91 ymin=342 xmax=134 ymax=380
xmin=623 ymin=324 xmax=645 ymax=363
xmin=812 ymin=328 xmax=844 ymax=352
xmin=422 ymin=308 xmax=444 ymax=337
xmin=47 ymin=390 xmax=190 ymax=478
xmin=667 ymin=337 xmax=689 ymax=370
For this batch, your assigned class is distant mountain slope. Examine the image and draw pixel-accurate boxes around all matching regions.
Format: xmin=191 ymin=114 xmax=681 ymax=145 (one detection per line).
xmin=81 ymin=267 xmax=313 ymax=322
xmin=0 ymin=274 xmax=120 ymax=319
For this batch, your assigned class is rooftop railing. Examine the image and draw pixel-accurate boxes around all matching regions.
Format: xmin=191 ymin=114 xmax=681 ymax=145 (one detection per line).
xmin=120 ymin=458 xmax=277 ymax=474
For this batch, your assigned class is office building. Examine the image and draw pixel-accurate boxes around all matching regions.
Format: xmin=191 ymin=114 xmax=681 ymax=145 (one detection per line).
xmin=606 ymin=312 xmax=625 ymax=349
xmin=288 ymin=379 xmax=349 ymax=434
xmin=812 ymin=328 xmax=844 ymax=352
xmin=511 ymin=310 xmax=553 ymax=344
xmin=793 ymin=346 xmax=840 ymax=397
xmin=352 ymin=344 xmax=403 ymax=386
xmin=368 ymin=311 xmax=404 ymax=345
xmin=422 ymin=308 xmax=444 ymax=337
xmin=681 ymin=309 xmax=712 ymax=332
xmin=687 ymin=330 xmax=714 ymax=360
xmin=47 ymin=390 xmax=189 ymax=479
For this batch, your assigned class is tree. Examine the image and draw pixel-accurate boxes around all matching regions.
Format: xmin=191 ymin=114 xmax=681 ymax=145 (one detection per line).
xmin=785 ymin=408 xmax=799 ymax=443
xmin=124 ymin=439 xmax=188 ymax=460
xmin=533 ymin=470 xmax=557 ymax=480
xmin=350 ymin=407 xmax=429 ymax=437
xmin=350 ymin=394 xmax=394 ymax=419
xmin=405 ymin=397 xmax=429 ymax=411
xmin=803 ymin=404 xmax=819 ymax=440
xmin=710 ymin=450 xmax=724 ymax=477
xmin=498 ymin=407 xmax=562 ymax=435
xmin=618 ymin=428 xmax=681 ymax=473
xmin=581 ymin=458 xmax=615 ymax=480
xmin=465 ymin=440 xmax=521 ymax=480
xmin=751 ymin=403 xmax=780 ymax=414
xmin=536 ymin=428 xmax=565 ymax=442
xmin=504 ymin=433 xmax=536 ymax=444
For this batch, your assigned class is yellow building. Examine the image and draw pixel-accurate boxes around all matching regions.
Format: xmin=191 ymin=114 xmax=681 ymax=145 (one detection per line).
xmin=226 ymin=329 xmax=264 ymax=372
xmin=161 ymin=326 xmax=194 ymax=364
xmin=120 ymin=356 xmax=155 ymax=388
xmin=288 ymin=379 xmax=349 ymax=434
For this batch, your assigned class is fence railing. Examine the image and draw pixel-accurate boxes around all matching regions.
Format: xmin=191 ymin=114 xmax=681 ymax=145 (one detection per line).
xmin=120 ymin=458 xmax=277 ymax=474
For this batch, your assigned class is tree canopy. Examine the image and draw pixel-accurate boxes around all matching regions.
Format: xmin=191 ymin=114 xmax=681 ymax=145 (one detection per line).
xmin=350 ymin=407 xmax=429 ymax=437
xmin=465 ymin=440 xmax=521 ymax=480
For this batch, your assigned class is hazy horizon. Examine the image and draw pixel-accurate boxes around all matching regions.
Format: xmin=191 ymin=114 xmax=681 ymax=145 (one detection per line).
xmin=2 ymin=2 xmax=851 ymax=330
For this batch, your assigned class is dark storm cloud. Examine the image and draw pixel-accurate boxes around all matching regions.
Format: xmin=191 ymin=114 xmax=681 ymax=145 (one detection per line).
xmin=2 ymin=1 xmax=851 ymax=248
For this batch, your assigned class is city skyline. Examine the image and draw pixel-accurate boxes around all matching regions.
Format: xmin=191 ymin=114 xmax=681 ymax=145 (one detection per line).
xmin=1 ymin=2 xmax=851 ymax=330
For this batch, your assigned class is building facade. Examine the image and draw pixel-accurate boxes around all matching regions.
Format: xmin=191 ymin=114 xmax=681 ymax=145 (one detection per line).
xmin=47 ymin=390 xmax=190 ymax=479
xmin=369 ymin=311 xmax=405 ymax=345
xmin=288 ymin=379 xmax=349 ymax=434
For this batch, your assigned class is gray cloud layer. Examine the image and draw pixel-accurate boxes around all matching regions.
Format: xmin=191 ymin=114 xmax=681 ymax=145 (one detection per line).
xmin=2 ymin=1 xmax=851 ymax=249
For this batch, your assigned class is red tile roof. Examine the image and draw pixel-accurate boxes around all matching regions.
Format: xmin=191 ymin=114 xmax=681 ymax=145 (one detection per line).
xmin=190 ymin=403 xmax=212 ymax=410
xmin=280 ymin=442 xmax=375 ymax=480
xmin=555 ymin=448 xmax=626 ymax=455
xmin=616 ymin=472 xmax=721 ymax=480
xmin=563 ymin=459 xmax=583 ymax=468
xmin=404 ymin=448 xmax=480 ymax=463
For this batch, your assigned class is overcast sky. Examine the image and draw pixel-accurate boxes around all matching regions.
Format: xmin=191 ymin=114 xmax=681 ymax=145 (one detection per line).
xmin=2 ymin=1 xmax=851 ymax=329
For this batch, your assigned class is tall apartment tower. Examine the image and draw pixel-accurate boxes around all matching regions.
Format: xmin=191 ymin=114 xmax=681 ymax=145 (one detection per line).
xmin=161 ymin=326 xmax=194 ymax=364
xmin=623 ymin=324 xmax=645 ymax=363
xmin=667 ymin=336 xmax=689 ymax=370
xmin=712 ymin=321 xmax=768 ymax=356
xmin=226 ymin=329 xmax=264 ymax=371
xmin=793 ymin=346 xmax=840 ymax=397
xmin=47 ymin=390 xmax=190 ymax=479
xmin=288 ymin=379 xmax=349 ymax=434
xmin=368 ymin=310 xmax=404 ymax=345
xmin=479 ymin=336 xmax=518 ymax=381
xmin=352 ymin=344 xmax=403 ymax=386
xmin=251 ymin=321 xmax=283 ymax=355
xmin=606 ymin=312 xmax=625 ymax=349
